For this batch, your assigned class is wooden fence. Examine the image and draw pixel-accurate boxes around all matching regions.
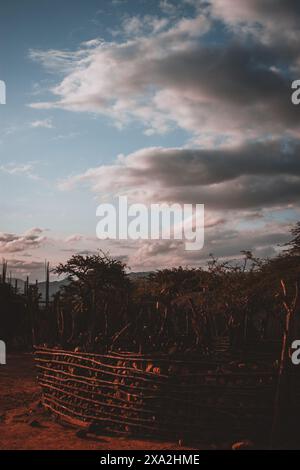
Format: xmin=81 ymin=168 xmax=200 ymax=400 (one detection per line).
xmin=35 ymin=346 xmax=281 ymax=443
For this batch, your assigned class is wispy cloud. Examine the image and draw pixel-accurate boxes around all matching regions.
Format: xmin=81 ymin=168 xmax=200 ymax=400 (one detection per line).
xmin=28 ymin=14 xmax=210 ymax=136
xmin=0 ymin=163 xmax=40 ymax=180
xmin=30 ymin=118 xmax=54 ymax=129
xmin=119 ymin=15 xmax=169 ymax=37
xmin=159 ymin=0 xmax=180 ymax=16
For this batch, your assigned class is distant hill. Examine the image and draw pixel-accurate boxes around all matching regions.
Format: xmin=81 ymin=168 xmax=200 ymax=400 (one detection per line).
xmin=11 ymin=278 xmax=69 ymax=301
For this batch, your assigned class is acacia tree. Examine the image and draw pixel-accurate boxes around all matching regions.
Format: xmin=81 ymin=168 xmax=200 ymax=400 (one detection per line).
xmin=54 ymin=252 xmax=129 ymax=349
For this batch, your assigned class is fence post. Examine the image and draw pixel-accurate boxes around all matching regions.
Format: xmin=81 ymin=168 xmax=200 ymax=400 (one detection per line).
xmin=270 ymin=281 xmax=299 ymax=448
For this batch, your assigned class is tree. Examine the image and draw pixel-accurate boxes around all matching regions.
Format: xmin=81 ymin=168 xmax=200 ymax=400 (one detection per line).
xmin=284 ymin=221 xmax=300 ymax=256
xmin=54 ymin=251 xmax=129 ymax=349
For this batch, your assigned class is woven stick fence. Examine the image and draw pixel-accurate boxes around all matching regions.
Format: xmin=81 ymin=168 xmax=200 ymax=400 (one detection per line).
xmin=35 ymin=346 xmax=281 ymax=442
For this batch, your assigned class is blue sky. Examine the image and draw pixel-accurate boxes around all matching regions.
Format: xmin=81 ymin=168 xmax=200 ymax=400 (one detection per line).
xmin=1 ymin=0 xmax=300 ymax=279
xmin=0 ymin=1 xmax=187 ymax=234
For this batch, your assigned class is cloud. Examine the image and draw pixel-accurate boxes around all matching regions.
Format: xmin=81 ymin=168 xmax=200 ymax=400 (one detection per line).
xmin=119 ymin=15 xmax=169 ymax=37
xmin=28 ymin=5 xmax=300 ymax=141
xmin=4 ymin=259 xmax=46 ymax=276
xmin=28 ymin=48 xmax=86 ymax=73
xmin=64 ymin=234 xmax=85 ymax=243
xmin=0 ymin=228 xmax=47 ymax=253
xmin=207 ymin=0 xmax=300 ymax=50
xmin=128 ymin=223 xmax=290 ymax=269
xmin=159 ymin=0 xmax=179 ymax=16
xmin=58 ymin=140 xmax=300 ymax=211
xmin=24 ymin=2 xmax=300 ymax=270
xmin=30 ymin=118 xmax=54 ymax=129
xmin=0 ymin=163 xmax=39 ymax=180
xmin=28 ymin=14 xmax=213 ymax=135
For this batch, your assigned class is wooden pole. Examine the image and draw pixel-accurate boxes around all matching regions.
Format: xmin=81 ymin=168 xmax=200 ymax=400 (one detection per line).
xmin=45 ymin=261 xmax=50 ymax=309
xmin=270 ymin=281 xmax=298 ymax=449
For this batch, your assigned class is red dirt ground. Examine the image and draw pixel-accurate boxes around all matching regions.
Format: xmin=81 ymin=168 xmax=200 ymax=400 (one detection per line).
xmin=0 ymin=354 xmax=208 ymax=450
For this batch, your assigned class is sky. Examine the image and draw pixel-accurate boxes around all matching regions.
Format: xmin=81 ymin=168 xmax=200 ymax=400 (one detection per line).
xmin=0 ymin=0 xmax=300 ymax=280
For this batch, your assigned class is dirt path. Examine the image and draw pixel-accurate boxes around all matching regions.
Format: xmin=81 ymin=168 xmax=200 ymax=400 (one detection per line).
xmin=0 ymin=354 xmax=201 ymax=450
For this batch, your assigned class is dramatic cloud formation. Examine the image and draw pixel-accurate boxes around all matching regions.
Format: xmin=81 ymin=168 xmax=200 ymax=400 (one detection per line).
xmin=29 ymin=2 xmax=300 ymax=143
xmin=8 ymin=0 xmax=299 ymax=275
xmin=59 ymin=140 xmax=300 ymax=211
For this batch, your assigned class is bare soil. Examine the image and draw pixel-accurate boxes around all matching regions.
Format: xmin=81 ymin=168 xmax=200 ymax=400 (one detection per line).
xmin=0 ymin=354 xmax=205 ymax=450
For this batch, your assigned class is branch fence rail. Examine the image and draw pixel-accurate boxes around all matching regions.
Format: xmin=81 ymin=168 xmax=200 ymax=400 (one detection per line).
xmin=35 ymin=345 xmax=285 ymax=443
